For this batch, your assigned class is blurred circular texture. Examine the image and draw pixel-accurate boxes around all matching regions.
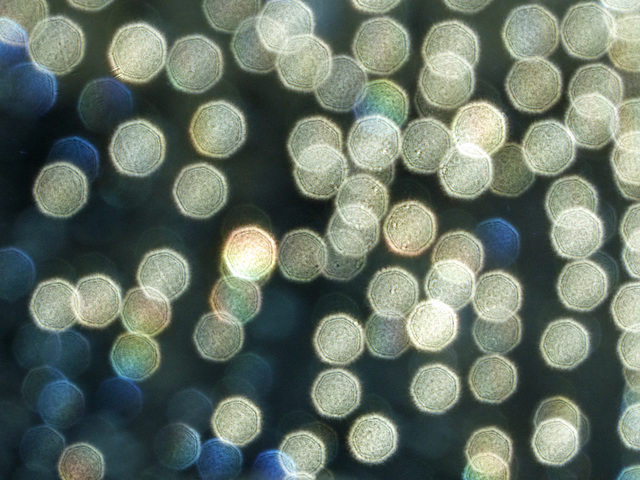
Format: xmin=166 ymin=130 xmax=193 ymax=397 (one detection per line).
xmin=383 ymin=200 xmax=437 ymax=257
xmin=619 ymin=466 xmax=640 ymax=479
xmin=473 ymin=314 xmax=522 ymax=354
xmin=2 ymin=61 xmax=57 ymax=118
xmin=256 ymin=0 xmax=315 ymax=54
xmin=618 ymin=99 xmax=640 ymax=142
xmin=352 ymin=17 xmax=409 ymax=75
xmin=452 ymin=101 xmax=507 ymax=155
xmin=58 ymin=443 xmax=104 ymax=480
xmin=491 ymin=143 xmax=534 ymax=197
xmin=67 ymin=0 xmax=114 ymax=11
xmin=33 ymin=162 xmax=88 ymax=218
xmin=293 ymin=145 xmax=348 ymax=200
xmin=137 ymin=248 xmax=190 ymax=301
xmin=0 ymin=247 xmax=35 ymax=301
xmin=30 ymin=278 xmax=77 ymax=332
xmin=612 ymin=133 xmax=640 ymax=187
xmin=197 ymin=438 xmax=242 ymax=479
xmin=610 ymin=15 xmax=640 ymax=72
xmin=193 ymin=312 xmax=244 ymax=362
xmin=121 ymin=287 xmax=171 ymax=336
xmin=407 ymin=299 xmax=458 ymax=352
xmin=51 ymin=330 xmax=90 ymax=378
xmin=442 ymin=0 xmax=494 ymax=13
xmin=468 ymin=355 xmax=517 ymax=404
xmin=280 ymin=430 xmax=326 ymax=476
xmin=401 ymin=117 xmax=450 ymax=174
xmin=463 ymin=453 xmax=510 ymax=480
xmin=556 ymin=259 xmax=609 ymax=311
xmin=29 ymin=15 xmax=85 ymax=75
xmin=540 ymin=318 xmax=590 ymax=370
xmin=172 ymin=163 xmax=228 ymax=220
xmin=77 ymin=78 xmax=133 ymax=134
xmin=425 ymin=260 xmax=475 ymax=309
xmin=203 ymin=0 xmax=260 ymax=33
xmin=602 ymin=0 xmax=640 ymax=9
xmin=522 ymin=119 xmax=576 ymax=176
xmin=37 ymin=379 xmax=85 ymax=429
xmin=222 ymin=225 xmax=277 ymax=283
xmin=311 ymin=368 xmax=361 ymax=419
xmin=327 ymin=204 xmax=379 ymax=257
xmin=211 ymin=396 xmax=261 ymax=446
xmin=623 ymin=243 xmax=640 ymax=278
xmin=502 ymin=4 xmax=558 ymax=58
xmin=544 ymin=175 xmax=598 ymax=222
xmin=155 ymin=423 xmax=201 ymax=470
xmin=0 ymin=17 xmax=27 ymax=68
xmin=432 ymin=230 xmax=484 ymax=274
xmin=550 ymin=207 xmax=603 ymax=259
xmin=419 ymin=52 xmax=475 ymax=111
xmin=335 ymin=173 xmax=388 ymax=220
xmin=95 ymin=377 xmax=143 ymax=421
xmin=189 ymin=100 xmax=247 ymax=159
xmin=475 ymin=218 xmax=520 ymax=268
xmin=620 ymin=404 xmax=640 ymax=450
xmin=351 ymin=0 xmax=401 ymax=13
xmin=13 ymin=323 xmax=60 ymax=369
xmin=321 ymin=241 xmax=367 ymax=282
xmin=287 ymin=115 xmax=342 ymax=163
xmin=473 ymin=270 xmax=522 ymax=322
xmin=365 ymin=313 xmax=409 ymax=359
xmin=22 ymin=366 xmax=66 ymax=411
xmin=47 ymin=136 xmax=99 ymax=182
xmin=410 ymin=363 xmax=461 ymax=414
xmin=72 ymin=274 xmax=121 ymax=329
xmin=166 ymin=34 xmax=223 ymax=94
xmin=20 ymin=425 xmax=65 ymax=472
xmin=619 ymin=331 xmax=640 ymax=371
xmin=348 ymin=413 xmax=398 ymax=464
xmin=612 ymin=282 xmax=640 ymax=331
xmin=367 ymin=266 xmax=419 ymax=317
xmin=315 ymin=55 xmax=367 ymax=112
xmin=421 ymin=19 xmax=479 ymax=65
xmin=232 ymin=16 xmax=277 ymax=74
xmin=276 ymin=34 xmax=331 ymax=92
xmin=532 ymin=418 xmax=579 ymax=465
xmin=568 ymin=63 xmax=623 ymax=106
xmin=278 ymin=229 xmax=326 ymax=282
xmin=167 ymin=388 xmax=212 ymax=432
xmin=438 ymin=143 xmax=493 ymax=200
xmin=465 ymin=426 xmax=512 ymax=465
xmin=565 ymin=93 xmax=617 ymax=149
xmin=1 ymin=0 xmax=48 ymax=33
xmin=356 ymin=79 xmax=409 ymax=126
xmin=210 ymin=275 xmax=261 ymax=323
xmin=313 ymin=313 xmax=365 ymax=366
xmin=533 ymin=396 xmax=586 ymax=440
xmin=110 ymin=332 xmax=160 ymax=381
xmin=251 ymin=449 xmax=295 ymax=480
xmin=347 ymin=114 xmax=400 ymax=172
xmin=561 ymin=2 xmax=613 ymax=60
xmin=505 ymin=58 xmax=562 ymax=114
xmin=109 ymin=119 xmax=166 ymax=177
xmin=621 ymin=204 xmax=640 ymax=249
xmin=108 ymin=22 xmax=167 ymax=84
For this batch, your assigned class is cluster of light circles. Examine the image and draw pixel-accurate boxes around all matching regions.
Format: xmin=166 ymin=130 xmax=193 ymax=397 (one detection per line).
xmin=7 ymin=0 xmax=640 ymax=476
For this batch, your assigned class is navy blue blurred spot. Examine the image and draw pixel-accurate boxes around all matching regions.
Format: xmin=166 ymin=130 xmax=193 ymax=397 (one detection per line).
xmin=21 ymin=365 xmax=66 ymax=411
xmin=0 ymin=19 xmax=27 ymax=69
xmin=0 ymin=62 xmax=57 ymax=118
xmin=197 ymin=438 xmax=243 ymax=480
xmin=250 ymin=449 xmax=296 ymax=480
xmin=19 ymin=425 xmax=65 ymax=472
xmin=13 ymin=323 xmax=60 ymax=369
xmin=37 ymin=379 xmax=85 ymax=429
xmin=95 ymin=377 xmax=143 ymax=422
xmin=47 ymin=136 xmax=100 ymax=181
xmin=475 ymin=218 xmax=520 ymax=268
xmin=77 ymin=77 xmax=133 ymax=133
xmin=0 ymin=246 xmax=35 ymax=301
